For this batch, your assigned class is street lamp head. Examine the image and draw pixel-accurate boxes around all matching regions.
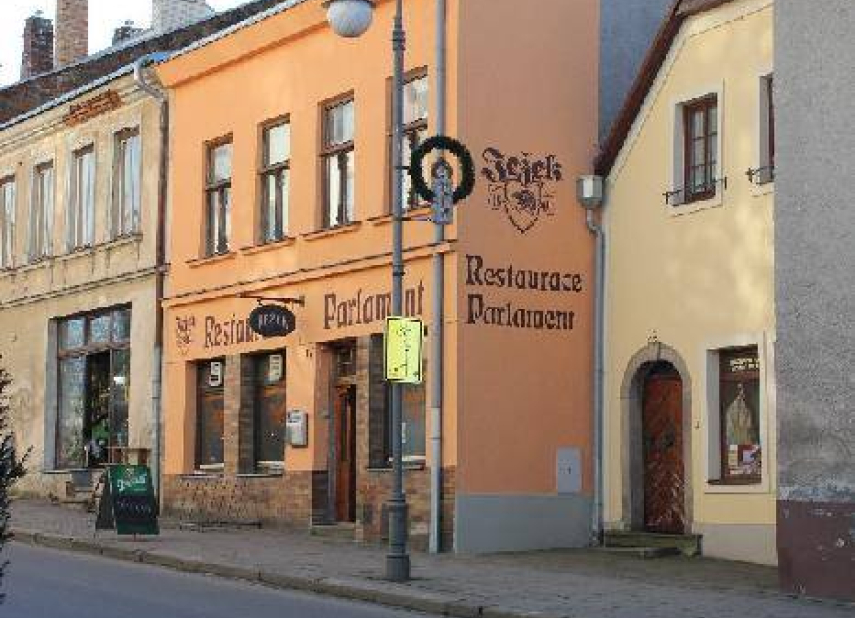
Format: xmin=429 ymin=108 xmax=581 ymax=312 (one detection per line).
xmin=324 ymin=0 xmax=375 ymax=38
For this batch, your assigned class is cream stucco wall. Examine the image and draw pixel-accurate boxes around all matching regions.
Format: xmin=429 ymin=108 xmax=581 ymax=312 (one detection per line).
xmin=602 ymin=0 xmax=776 ymax=564
xmin=0 ymin=74 xmax=162 ymax=496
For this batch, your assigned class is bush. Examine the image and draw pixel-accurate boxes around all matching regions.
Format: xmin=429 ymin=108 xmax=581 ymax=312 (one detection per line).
xmin=0 ymin=360 xmax=29 ymax=602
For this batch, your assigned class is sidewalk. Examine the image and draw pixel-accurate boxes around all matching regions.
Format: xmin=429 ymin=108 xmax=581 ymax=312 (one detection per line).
xmin=10 ymin=500 xmax=852 ymax=618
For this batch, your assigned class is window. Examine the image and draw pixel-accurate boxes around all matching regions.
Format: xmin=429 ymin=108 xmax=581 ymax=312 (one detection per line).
xmin=67 ymin=145 xmax=95 ymax=250
xmin=682 ymin=95 xmax=718 ymax=203
xmin=0 ymin=176 xmax=15 ymax=269
xmin=399 ymin=74 xmax=429 ymax=210
xmin=29 ymin=161 xmax=54 ymax=262
xmin=259 ymin=120 xmax=290 ymax=243
xmin=718 ymin=347 xmax=761 ymax=484
xmin=322 ymin=98 xmax=355 ymax=228
xmin=205 ymin=139 xmax=232 ymax=256
xmin=750 ymin=75 xmax=775 ymax=185
xmin=254 ymin=352 xmax=286 ymax=470
xmin=196 ymin=359 xmax=225 ymax=469
xmin=55 ymin=307 xmax=132 ymax=470
xmin=112 ymin=128 xmax=141 ymax=237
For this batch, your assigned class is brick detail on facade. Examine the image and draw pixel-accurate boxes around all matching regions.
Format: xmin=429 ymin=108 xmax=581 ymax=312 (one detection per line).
xmin=21 ymin=13 xmax=54 ymax=80
xmin=55 ymin=0 xmax=89 ymax=69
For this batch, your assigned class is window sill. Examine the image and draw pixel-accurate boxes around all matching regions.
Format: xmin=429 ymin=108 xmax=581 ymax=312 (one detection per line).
xmin=368 ymin=459 xmax=426 ymax=472
xmin=186 ymin=252 xmax=237 ymax=268
xmin=237 ymin=472 xmax=284 ymax=479
xmin=705 ymin=478 xmax=768 ymax=494
xmin=368 ymin=206 xmax=432 ymax=226
xmin=182 ymin=470 xmax=224 ymax=479
xmin=17 ymin=258 xmax=53 ymax=274
xmin=301 ymin=221 xmax=362 ymax=241
xmin=668 ymin=192 xmax=723 ymax=217
xmin=239 ymin=237 xmax=296 ymax=255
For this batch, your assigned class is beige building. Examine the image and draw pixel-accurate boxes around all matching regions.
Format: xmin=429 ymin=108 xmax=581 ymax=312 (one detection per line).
xmin=0 ymin=70 xmax=164 ymax=499
xmin=595 ymin=0 xmax=777 ymax=564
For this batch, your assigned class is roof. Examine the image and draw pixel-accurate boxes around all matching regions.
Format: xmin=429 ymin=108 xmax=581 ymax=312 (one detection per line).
xmin=0 ymin=0 xmax=286 ymax=126
xmin=594 ymin=0 xmax=737 ymax=177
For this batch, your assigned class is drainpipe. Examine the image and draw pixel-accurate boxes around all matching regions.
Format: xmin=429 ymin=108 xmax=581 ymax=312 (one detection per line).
xmin=586 ymin=206 xmax=605 ymax=545
xmin=133 ymin=52 xmax=170 ymax=503
xmin=428 ymin=0 xmax=447 ymax=555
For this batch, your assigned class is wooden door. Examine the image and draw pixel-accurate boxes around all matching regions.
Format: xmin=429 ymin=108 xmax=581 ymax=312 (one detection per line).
xmin=642 ymin=368 xmax=686 ymax=534
xmin=334 ymin=385 xmax=357 ymax=522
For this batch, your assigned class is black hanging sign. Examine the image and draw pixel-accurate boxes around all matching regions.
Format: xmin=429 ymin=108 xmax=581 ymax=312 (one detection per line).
xmin=249 ymin=304 xmax=297 ymax=338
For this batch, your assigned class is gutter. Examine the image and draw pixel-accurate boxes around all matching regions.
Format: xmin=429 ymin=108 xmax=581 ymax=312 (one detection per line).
xmin=133 ymin=53 xmax=171 ymax=502
xmin=586 ymin=208 xmax=605 ymax=545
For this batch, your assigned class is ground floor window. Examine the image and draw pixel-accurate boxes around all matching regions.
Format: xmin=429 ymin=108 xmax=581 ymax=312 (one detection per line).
xmin=55 ymin=307 xmax=131 ymax=469
xmin=196 ymin=359 xmax=225 ymax=470
xmin=718 ymin=346 xmax=761 ymax=483
xmin=253 ymin=352 xmax=287 ymax=471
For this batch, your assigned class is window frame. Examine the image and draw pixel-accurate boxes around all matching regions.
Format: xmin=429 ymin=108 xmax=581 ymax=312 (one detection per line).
xmin=393 ymin=70 xmax=429 ymax=212
xmin=67 ymin=143 xmax=96 ymax=251
xmin=717 ymin=346 xmax=762 ymax=485
xmin=0 ymin=175 xmax=16 ymax=269
xmin=682 ymin=95 xmax=719 ymax=204
xmin=321 ymin=94 xmax=355 ymax=229
xmin=112 ymin=127 xmax=141 ymax=239
xmin=258 ymin=117 xmax=291 ymax=244
xmin=204 ymin=136 xmax=233 ymax=257
xmin=29 ymin=160 xmax=55 ymax=262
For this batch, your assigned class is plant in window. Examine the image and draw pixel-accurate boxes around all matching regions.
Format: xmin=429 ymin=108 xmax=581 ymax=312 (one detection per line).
xmin=0 ymin=359 xmax=29 ymax=602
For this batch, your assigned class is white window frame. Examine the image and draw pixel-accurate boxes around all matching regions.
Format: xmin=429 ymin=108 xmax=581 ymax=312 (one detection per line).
xmin=666 ymin=82 xmax=725 ymax=215
xmin=111 ymin=127 xmax=142 ymax=239
xmin=28 ymin=159 xmax=55 ymax=262
xmin=66 ymin=144 xmax=96 ymax=251
xmin=751 ymin=69 xmax=775 ymax=194
xmin=702 ymin=332 xmax=774 ymax=495
xmin=0 ymin=176 xmax=16 ymax=269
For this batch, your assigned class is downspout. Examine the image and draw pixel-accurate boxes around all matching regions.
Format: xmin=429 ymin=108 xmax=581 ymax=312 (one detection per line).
xmin=134 ymin=53 xmax=170 ymax=503
xmin=586 ymin=208 xmax=605 ymax=545
xmin=428 ymin=0 xmax=447 ymax=555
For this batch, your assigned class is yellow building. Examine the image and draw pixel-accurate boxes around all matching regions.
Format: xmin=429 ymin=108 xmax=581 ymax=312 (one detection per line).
xmin=595 ymin=0 xmax=777 ymax=564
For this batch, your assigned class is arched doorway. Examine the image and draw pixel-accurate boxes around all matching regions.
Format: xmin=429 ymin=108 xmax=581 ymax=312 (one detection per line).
xmin=641 ymin=363 xmax=685 ymax=533
xmin=619 ymin=342 xmax=693 ymax=534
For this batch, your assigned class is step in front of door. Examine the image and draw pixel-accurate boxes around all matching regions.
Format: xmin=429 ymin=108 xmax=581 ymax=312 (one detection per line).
xmin=604 ymin=531 xmax=702 ymax=557
xmin=310 ymin=522 xmax=357 ymax=542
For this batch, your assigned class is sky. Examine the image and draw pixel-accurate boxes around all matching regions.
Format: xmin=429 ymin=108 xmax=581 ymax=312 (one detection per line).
xmin=0 ymin=0 xmax=247 ymax=86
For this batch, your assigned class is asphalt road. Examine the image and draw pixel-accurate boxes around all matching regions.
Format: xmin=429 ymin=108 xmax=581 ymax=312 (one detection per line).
xmin=0 ymin=543 xmax=436 ymax=618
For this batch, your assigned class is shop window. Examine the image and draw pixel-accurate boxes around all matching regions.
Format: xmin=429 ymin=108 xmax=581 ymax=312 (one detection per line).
xmin=196 ymin=359 xmax=225 ymax=470
xmin=254 ymin=352 xmax=287 ymax=471
xmin=29 ymin=161 xmax=54 ymax=262
xmin=112 ymin=128 xmax=141 ymax=238
xmin=55 ymin=307 xmax=132 ymax=469
xmin=321 ymin=97 xmax=355 ymax=228
xmin=259 ymin=119 xmax=291 ymax=243
xmin=713 ymin=347 xmax=762 ymax=484
xmin=0 ymin=176 xmax=15 ymax=269
xmin=205 ymin=138 xmax=232 ymax=256
xmin=67 ymin=145 xmax=95 ymax=251
xmin=395 ymin=73 xmax=429 ymax=210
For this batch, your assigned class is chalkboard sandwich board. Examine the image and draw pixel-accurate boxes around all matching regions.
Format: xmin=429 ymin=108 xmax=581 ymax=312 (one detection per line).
xmin=95 ymin=465 xmax=159 ymax=536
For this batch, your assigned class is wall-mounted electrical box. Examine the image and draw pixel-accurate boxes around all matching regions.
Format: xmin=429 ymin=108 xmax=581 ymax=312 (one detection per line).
xmin=286 ymin=410 xmax=308 ymax=447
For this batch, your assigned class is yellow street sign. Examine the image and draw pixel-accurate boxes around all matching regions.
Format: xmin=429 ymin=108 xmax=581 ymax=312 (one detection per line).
xmin=384 ymin=316 xmax=424 ymax=384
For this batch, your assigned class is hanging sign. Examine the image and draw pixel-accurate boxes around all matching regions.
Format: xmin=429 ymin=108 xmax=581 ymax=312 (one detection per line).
xmin=249 ymin=304 xmax=297 ymax=338
xmin=384 ymin=316 xmax=425 ymax=384
xmin=95 ymin=465 xmax=159 ymax=536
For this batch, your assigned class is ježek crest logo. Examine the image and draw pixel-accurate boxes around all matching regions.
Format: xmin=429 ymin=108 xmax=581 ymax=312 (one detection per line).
xmin=480 ymin=147 xmax=564 ymax=234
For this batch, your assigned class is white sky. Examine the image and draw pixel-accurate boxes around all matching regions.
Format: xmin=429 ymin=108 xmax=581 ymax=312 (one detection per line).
xmin=0 ymin=0 xmax=247 ymax=86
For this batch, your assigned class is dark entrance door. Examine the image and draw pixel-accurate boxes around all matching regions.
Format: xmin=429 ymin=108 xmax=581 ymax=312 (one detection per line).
xmin=334 ymin=385 xmax=357 ymax=522
xmin=642 ymin=365 xmax=686 ymax=534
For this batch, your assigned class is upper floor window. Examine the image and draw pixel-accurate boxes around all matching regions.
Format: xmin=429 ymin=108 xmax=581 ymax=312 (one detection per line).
xmin=400 ymin=74 xmax=429 ymax=210
xmin=67 ymin=145 xmax=95 ymax=250
xmin=259 ymin=119 xmax=291 ymax=243
xmin=0 ymin=177 xmax=15 ymax=269
xmin=112 ymin=128 xmax=141 ymax=238
xmin=683 ymin=95 xmax=718 ymax=203
xmin=205 ymin=138 xmax=232 ymax=256
xmin=322 ymin=97 xmax=355 ymax=228
xmin=29 ymin=161 xmax=54 ymax=262
xmin=749 ymin=75 xmax=775 ymax=186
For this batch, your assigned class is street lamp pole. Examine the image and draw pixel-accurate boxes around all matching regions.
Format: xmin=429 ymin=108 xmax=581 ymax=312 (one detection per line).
xmin=387 ymin=0 xmax=411 ymax=583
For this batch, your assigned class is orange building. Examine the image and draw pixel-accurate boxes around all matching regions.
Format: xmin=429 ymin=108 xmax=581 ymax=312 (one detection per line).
xmin=155 ymin=0 xmax=598 ymax=552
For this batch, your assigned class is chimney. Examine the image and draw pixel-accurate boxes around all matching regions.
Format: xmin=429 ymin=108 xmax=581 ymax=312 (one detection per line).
xmin=152 ymin=0 xmax=215 ymax=34
xmin=112 ymin=21 xmax=145 ymax=46
xmin=21 ymin=11 xmax=54 ymax=79
xmin=55 ymin=0 xmax=88 ymax=69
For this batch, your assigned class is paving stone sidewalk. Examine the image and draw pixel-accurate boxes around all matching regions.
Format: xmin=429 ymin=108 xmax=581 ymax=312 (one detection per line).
xmin=9 ymin=500 xmax=852 ymax=618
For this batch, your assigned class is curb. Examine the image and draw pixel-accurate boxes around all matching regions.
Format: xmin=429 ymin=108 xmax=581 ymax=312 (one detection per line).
xmin=11 ymin=529 xmax=563 ymax=618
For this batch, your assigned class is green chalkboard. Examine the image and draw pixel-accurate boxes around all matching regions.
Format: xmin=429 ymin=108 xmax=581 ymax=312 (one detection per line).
xmin=95 ymin=465 xmax=159 ymax=536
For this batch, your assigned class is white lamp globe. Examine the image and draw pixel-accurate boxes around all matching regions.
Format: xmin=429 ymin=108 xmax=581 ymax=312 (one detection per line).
xmin=325 ymin=0 xmax=375 ymax=38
